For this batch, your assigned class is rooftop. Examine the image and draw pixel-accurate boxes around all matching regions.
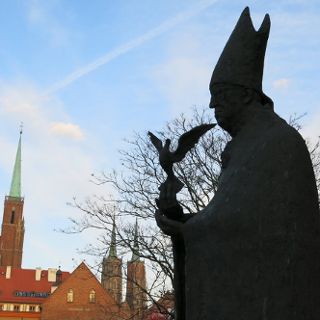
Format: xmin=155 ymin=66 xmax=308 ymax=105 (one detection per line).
xmin=0 ymin=266 xmax=70 ymax=304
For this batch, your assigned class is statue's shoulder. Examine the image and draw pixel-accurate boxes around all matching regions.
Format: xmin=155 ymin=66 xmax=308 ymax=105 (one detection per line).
xmin=262 ymin=113 xmax=306 ymax=147
xmin=261 ymin=114 xmax=311 ymax=164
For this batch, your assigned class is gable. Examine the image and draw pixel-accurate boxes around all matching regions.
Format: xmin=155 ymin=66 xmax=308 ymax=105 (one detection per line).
xmin=41 ymin=262 xmax=128 ymax=320
xmin=42 ymin=262 xmax=116 ymax=306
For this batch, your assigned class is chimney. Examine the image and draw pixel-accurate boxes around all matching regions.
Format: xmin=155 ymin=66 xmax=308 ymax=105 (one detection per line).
xmin=35 ymin=268 xmax=41 ymax=281
xmin=5 ymin=266 xmax=12 ymax=279
xmin=47 ymin=268 xmax=57 ymax=282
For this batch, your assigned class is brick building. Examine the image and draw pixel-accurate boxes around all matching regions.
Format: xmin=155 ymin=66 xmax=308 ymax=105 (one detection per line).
xmin=125 ymin=221 xmax=147 ymax=320
xmin=0 ymin=131 xmax=148 ymax=320
xmin=0 ymin=131 xmax=24 ymax=268
xmin=0 ymin=265 xmax=69 ymax=319
xmin=41 ymin=262 xmax=130 ymax=320
xmin=101 ymin=219 xmax=148 ymax=320
xmin=101 ymin=220 xmax=122 ymax=305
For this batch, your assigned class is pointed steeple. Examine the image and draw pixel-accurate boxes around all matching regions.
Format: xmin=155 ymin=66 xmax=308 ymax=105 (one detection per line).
xmin=131 ymin=219 xmax=140 ymax=262
xmin=9 ymin=127 xmax=22 ymax=198
xmin=109 ymin=219 xmax=117 ymax=258
xmin=101 ymin=217 xmax=122 ymax=304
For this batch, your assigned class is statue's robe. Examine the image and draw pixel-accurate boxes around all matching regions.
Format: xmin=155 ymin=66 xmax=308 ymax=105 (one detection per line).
xmin=183 ymin=108 xmax=320 ymax=320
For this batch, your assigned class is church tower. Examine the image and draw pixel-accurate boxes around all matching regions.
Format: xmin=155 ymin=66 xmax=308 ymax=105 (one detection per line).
xmin=126 ymin=220 xmax=147 ymax=320
xmin=0 ymin=130 xmax=25 ymax=268
xmin=101 ymin=219 xmax=122 ymax=304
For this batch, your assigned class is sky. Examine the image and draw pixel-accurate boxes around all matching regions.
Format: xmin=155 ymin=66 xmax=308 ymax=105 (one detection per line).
xmin=0 ymin=0 xmax=319 ymax=273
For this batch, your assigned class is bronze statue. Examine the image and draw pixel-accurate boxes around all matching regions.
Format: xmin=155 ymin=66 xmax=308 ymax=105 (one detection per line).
xmin=149 ymin=124 xmax=215 ymax=320
xmin=148 ymin=124 xmax=215 ymax=178
xmin=148 ymin=124 xmax=215 ymax=219
xmin=154 ymin=7 xmax=320 ymax=320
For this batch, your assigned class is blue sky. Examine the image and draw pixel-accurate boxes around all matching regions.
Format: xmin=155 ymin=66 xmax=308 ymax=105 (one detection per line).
xmin=0 ymin=0 xmax=319 ymax=272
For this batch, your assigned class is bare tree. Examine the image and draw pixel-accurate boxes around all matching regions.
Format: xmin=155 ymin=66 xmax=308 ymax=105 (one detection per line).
xmin=65 ymin=108 xmax=320 ymax=319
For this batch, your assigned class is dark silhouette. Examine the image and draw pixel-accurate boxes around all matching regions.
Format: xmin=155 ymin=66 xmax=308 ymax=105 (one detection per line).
xmin=154 ymin=7 xmax=320 ymax=320
xmin=149 ymin=124 xmax=215 ymax=320
xmin=148 ymin=124 xmax=215 ymax=177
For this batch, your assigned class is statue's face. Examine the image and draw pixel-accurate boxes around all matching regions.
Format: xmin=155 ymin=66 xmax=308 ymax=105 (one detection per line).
xmin=209 ymin=84 xmax=247 ymax=133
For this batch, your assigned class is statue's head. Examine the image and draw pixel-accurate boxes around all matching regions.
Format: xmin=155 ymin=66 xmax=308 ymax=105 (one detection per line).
xmin=209 ymin=84 xmax=268 ymax=134
xmin=209 ymin=7 xmax=273 ymax=133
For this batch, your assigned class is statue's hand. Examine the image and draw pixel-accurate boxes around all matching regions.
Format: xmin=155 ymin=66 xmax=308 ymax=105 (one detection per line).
xmin=155 ymin=209 xmax=184 ymax=236
xmin=155 ymin=172 xmax=196 ymax=235
xmin=156 ymin=175 xmax=185 ymax=219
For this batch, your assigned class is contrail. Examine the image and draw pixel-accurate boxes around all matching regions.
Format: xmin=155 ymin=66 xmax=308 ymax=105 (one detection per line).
xmin=44 ymin=0 xmax=218 ymax=95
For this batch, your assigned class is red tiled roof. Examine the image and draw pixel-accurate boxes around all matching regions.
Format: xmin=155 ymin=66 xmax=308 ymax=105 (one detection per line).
xmin=144 ymin=292 xmax=174 ymax=320
xmin=0 ymin=267 xmax=70 ymax=304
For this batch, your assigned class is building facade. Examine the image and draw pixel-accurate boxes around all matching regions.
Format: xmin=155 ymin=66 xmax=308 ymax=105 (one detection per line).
xmin=102 ymin=219 xmax=147 ymax=320
xmin=0 ymin=265 xmax=69 ymax=319
xmin=41 ymin=262 xmax=130 ymax=320
xmin=101 ymin=221 xmax=122 ymax=305
xmin=125 ymin=221 xmax=147 ymax=320
xmin=0 ymin=132 xmax=24 ymax=268
xmin=0 ymin=131 xmax=148 ymax=320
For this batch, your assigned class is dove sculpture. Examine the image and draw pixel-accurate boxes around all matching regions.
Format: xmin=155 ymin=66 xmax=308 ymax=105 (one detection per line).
xmin=148 ymin=123 xmax=216 ymax=177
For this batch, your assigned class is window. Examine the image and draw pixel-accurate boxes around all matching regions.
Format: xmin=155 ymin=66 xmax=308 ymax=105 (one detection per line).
xmin=67 ymin=289 xmax=74 ymax=303
xmin=29 ymin=305 xmax=36 ymax=312
xmin=14 ymin=305 xmax=20 ymax=311
xmin=10 ymin=209 xmax=15 ymax=224
xmin=89 ymin=289 xmax=96 ymax=303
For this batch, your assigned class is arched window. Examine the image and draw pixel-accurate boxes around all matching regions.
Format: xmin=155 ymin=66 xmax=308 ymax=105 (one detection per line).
xmin=89 ymin=289 xmax=96 ymax=303
xmin=67 ymin=289 xmax=74 ymax=302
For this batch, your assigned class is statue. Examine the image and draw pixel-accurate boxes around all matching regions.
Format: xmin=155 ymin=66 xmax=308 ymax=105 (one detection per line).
xmin=153 ymin=7 xmax=320 ymax=320
xmin=148 ymin=124 xmax=215 ymax=219
xmin=149 ymin=124 xmax=215 ymax=320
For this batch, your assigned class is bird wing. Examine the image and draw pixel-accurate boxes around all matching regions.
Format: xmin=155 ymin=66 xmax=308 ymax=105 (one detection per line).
xmin=173 ymin=124 xmax=216 ymax=161
xmin=148 ymin=131 xmax=163 ymax=153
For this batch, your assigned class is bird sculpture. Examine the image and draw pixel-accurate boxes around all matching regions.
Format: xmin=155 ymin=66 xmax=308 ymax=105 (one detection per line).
xmin=148 ymin=123 xmax=216 ymax=177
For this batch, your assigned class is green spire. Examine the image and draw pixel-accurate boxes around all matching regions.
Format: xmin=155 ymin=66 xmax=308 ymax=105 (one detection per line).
xmin=109 ymin=219 xmax=117 ymax=258
xmin=9 ymin=129 xmax=22 ymax=198
xmin=131 ymin=219 xmax=140 ymax=262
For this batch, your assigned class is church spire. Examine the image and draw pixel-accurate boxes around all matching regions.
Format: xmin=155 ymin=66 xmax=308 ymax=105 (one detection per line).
xmin=9 ymin=127 xmax=22 ymax=198
xmin=0 ymin=124 xmax=25 ymax=267
xmin=131 ymin=219 xmax=140 ymax=262
xmin=101 ymin=216 xmax=122 ymax=304
xmin=109 ymin=219 xmax=117 ymax=258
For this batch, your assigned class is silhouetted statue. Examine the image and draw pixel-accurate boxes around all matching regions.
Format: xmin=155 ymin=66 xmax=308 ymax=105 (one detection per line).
xmin=148 ymin=124 xmax=215 ymax=178
xmin=149 ymin=124 xmax=215 ymax=220
xmin=149 ymin=124 xmax=215 ymax=320
xmin=154 ymin=7 xmax=320 ymax=320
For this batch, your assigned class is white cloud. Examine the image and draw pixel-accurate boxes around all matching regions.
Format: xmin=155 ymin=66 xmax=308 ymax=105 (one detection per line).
xmin=0 ymin=82 xmax=110 ymax=270
xmin=0 ymin=83 xmax=104 ymax=215
xmin=272 ymin=78 xmax=291 ymax=90
xmin=50 ymin=122 xmax=84 ymax=140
